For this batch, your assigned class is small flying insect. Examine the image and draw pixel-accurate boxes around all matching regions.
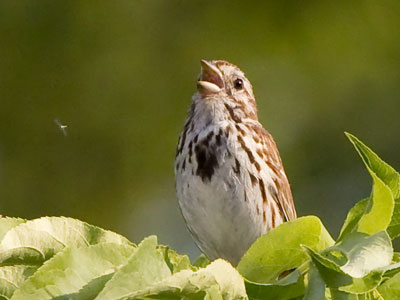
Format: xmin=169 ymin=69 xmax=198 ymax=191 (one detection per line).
xmin=54 ymin=119 xmax=68 ymax=136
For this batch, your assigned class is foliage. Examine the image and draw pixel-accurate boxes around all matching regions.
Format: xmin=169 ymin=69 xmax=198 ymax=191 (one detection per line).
xmin=0 ymin=133 xmax=399 ymax=299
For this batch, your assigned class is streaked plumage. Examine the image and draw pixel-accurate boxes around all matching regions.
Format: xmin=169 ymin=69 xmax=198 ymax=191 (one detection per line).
xmin=175 ymin=60 xmax=296 ymax=265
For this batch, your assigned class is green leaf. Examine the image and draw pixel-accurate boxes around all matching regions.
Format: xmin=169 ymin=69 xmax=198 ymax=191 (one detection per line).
xmin=329 ymin=289 xmax=357 ymax=300
xmin=193 ymin=254 xmax=211 ymax=268
xmin=0 ymin=217 xmax=132 ymax=265
xmin=238 ymin=216 xmax=334 ymax=283
xmin=10 ymin=243 xmax=136 ymax=300
xmin=387 ymin=197 xmax=400 ymax=239
xmin=303 ymin=263 xmax=326 ymax=300
xmin=94 ymin=236 xmax=172 ymax=300
xmin=357 ymin=179 xmax=393 ymax=236
xmin=341 ymin=133 xmax=397 ymax=237
xmin=338 ymin=199 xmax=369 ymax=241
xmin=381 ymin=262 xmax=400 ymax=279
xmin=0 ymin=265 xmax=37 ymax=300
xmin=377 ymin=270 xmax=400 ymax=298
xmin=362 ymin=290 xmax=385 ymax=300
xmin=328 ymin=232 xmax=392 ymax=278
xmin=0 ymin=218 xmax=26 ymax=242
xmin=305 ymin=246 xmax=383 ymax=294
xmin=244 ymin=270 xmax=305 ymax=300
xmin=158 ymin=246 xmax=192 ymax=273
xmin=345 ymin=133 xmax=400 ymax=199
xmin=121 ymin=259 xmax=247 ymax=300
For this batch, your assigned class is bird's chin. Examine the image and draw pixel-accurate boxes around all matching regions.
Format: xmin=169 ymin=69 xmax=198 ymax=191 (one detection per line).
xmin=197 ymin=81 xmax=222 ymax=95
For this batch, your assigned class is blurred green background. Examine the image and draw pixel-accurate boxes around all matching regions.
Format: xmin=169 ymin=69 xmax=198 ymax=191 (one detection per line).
xmin=1 ymin=0 xmax=400 ymax=258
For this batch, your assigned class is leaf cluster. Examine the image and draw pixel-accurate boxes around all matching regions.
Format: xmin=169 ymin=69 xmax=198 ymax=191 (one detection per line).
xmin=0 ymin=133 xmax=399 ymax=299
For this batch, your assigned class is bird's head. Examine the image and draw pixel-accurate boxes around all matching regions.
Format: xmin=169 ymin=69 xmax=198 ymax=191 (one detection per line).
xmin=195 ymin=60 xmax=258 ymax=121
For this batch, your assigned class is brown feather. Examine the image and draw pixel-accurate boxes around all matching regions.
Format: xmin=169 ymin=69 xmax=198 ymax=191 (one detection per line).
xmin=259 ymin=128 xmax=297 ymax=221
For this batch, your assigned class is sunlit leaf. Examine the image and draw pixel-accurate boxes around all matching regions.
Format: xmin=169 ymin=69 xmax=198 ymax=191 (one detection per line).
xmin=0 ymin=218 xmax=26 ymax=242
xmin=238 ymin=216 xmax=334 ymax=283
xmin=339 ymin=134 xmax=397 ymax=237
xmin=329 ymin=232 xmax=392 ymax=279
xmin=0 ymin=265 xmax=37 ymax=300
xmin=0 ymin=217 xmax=132 ymax=265
xmin=305 ymin=246 xmax=383 ymax=294
xmin=120 ymin=259 xmax=247 ymax=300
xmin=10 ymin=243 xmax=135 ymax=300
xmin=94 ymin=236 xmax=172 ymax=300
xmin=158 ymin=245 xmax=192 ymax=273
xmin=338 ymin=198 xmax=369 ymax=241
xmin=377 ymin=270 xmax=400 ymax=298
xmin=345 ymin=133 xmax=400 ymax=199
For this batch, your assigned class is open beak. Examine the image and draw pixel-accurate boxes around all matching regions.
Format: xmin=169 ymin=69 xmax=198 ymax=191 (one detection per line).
xmin=197 ymin=60 xmax=224 ymax=95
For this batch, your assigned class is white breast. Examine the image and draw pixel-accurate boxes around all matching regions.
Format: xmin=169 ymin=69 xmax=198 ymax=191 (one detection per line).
xmin=175 ymin=119 xmax=275 ymax=264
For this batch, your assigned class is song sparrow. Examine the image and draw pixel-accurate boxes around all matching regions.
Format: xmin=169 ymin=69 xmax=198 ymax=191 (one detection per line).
xmin=175 ymin=60 xmax=296 ymax=265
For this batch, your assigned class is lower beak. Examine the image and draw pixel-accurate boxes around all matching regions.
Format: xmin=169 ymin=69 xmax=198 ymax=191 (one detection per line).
xmin=197 ymin=60 xmax=224 ymax=94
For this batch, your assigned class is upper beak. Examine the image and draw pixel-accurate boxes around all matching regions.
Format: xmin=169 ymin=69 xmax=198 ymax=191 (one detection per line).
xmin=197 ymin=60 xmax=224 ymax=94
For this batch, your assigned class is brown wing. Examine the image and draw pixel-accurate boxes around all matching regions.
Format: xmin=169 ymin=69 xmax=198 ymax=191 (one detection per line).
xmin=259 ymin=127 xmax=297 ymax=221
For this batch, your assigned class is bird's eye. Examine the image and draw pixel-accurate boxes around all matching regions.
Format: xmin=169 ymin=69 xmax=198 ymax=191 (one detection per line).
xmin=234 ymin=78 xmax=243 ymax=90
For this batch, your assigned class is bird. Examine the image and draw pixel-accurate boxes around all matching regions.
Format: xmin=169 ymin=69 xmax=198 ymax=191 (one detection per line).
xmin=175 ymin=60 xmax=296 ymax=265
